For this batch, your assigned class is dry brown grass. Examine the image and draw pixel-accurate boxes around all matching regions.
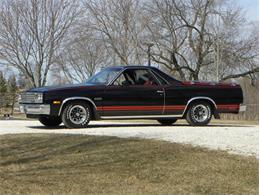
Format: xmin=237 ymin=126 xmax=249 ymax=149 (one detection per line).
xmin=0 ymin=134 xmax=258 ymax=195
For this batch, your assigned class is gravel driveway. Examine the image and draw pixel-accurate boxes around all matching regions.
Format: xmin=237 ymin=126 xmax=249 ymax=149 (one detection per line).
xmin=0 ymin=120 xmax=258 ymax=158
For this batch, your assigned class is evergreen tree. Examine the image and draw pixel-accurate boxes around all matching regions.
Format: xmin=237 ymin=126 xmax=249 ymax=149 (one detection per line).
xmin=17 ymin=72 xmax=26 ymax=89
xmin=8 ymin=75 xmax=18 ymax=94
xmin=8 ymin=75 xmax=18 ymax=115
xmin=0 ymin=71 xmax=7 ymax=94
xmin=0 ymin=71 xmax=7 ymax=111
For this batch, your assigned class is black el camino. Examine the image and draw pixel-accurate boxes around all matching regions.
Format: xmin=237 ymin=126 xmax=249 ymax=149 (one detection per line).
xmin=19 ymin=66 xmax=246 ymax=128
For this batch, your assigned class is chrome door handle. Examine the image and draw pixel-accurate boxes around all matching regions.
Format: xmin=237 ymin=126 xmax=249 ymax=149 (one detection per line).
xmin=157 ymin=90 xmax=164 ymax=93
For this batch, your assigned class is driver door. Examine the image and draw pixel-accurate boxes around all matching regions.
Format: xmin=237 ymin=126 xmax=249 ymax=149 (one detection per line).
xmin=102 ymin=68 xmax=164 ymax=116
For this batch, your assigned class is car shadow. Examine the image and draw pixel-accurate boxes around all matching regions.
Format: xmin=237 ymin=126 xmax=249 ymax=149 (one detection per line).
xmin=27 ymin=123 xmax=254 ymax=130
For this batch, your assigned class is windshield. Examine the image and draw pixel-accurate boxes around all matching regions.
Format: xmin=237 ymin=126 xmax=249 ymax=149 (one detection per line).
xmin=86 ymin=68 xmax=122 ymax=85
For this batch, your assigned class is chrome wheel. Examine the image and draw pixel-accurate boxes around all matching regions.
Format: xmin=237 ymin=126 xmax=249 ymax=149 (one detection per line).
xmin=68 ymin=105 xmax=88 ymax=125
xmin=186 ymin=101 xmax=212 ymax=126
xmin=62 ymin=101 xmax=91 ymax=128
xmin=191 ymin=104 xmax=210 ymax=123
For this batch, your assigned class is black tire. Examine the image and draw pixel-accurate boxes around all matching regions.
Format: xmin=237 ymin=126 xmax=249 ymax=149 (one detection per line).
xmin=157 ymin=118 xmax=178 ymax=125
xmin=61 ymin=101 xmax=91 ymax=128
xmin=186 ymin=101 xmax=212 ymax=126
xmin=39 ymin=116 xmax=62 ymax=127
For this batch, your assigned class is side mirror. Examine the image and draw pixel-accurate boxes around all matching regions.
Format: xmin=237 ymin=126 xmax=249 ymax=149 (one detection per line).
xmin=121 ymin=80 xmax=130 ymax=86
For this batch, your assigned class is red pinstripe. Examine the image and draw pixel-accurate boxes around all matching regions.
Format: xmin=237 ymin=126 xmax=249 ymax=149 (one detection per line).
xmin=97 ymin=105 xmax=185 ymax=111
xmin=217 ymin=104 xmax=239 ymax=110
xmin=96 ymin=104 xmax=239 ymax=111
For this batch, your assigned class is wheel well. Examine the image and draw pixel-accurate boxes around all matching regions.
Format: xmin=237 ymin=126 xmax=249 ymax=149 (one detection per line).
xmin=59 ymin=99 xmax=97 ymax=119
xmin=183 ymin=99 xmax=216 ymax=116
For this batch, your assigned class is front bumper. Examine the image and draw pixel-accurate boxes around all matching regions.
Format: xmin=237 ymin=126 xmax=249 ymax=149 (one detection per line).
xmin=19 ymin=104 xmax=50 ymax=115
xmin=239 ymin=104 xmax=247 ymax=112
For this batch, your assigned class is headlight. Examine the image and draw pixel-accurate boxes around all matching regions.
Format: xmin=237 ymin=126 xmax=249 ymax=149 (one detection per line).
xmin=34 ymin=93 xmax=43 ymax=103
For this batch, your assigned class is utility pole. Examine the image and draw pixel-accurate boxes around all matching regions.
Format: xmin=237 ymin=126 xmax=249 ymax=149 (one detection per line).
xmin=146 ymin=43 xmax=154 ymax=66
xmin=216 ymin=1 xmax=221 ymax=82
xmin=216 ymin=38 xmax=219 ymax=82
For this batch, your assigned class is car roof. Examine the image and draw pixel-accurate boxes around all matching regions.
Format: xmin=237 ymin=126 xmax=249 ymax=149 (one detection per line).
xmin=107 ymin=65 xmax=156 ymax=70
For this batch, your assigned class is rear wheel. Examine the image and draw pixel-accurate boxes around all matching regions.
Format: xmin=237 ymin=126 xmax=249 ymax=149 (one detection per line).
xmin=186 ymin=101 xmax=212 ymax=126
xmin=61 ymin=101 xmax=91 ymax=128
xmin=39 ymin=116 xmax=62 ymax=127
xmin=157 ymin=119 xmax=177 ymax=125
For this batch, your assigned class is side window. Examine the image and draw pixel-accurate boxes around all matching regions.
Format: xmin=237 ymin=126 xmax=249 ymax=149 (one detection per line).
xmin=113 ymin=74 xmax=127 ymax=86
xmin=113 ymin=69 xmax=159 ymax=86
xmin=152 ymin=71 xmax=168 ymax=85
xmin=112 ymin=70 xmax=136 ymax=86
xmin=133 ymin=69 xmax=158 ymax=86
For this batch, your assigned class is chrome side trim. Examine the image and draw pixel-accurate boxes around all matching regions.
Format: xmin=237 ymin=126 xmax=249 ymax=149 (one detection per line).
xmin=162 ymin=89 xmax=166 ymax=114
xmin=181 ymin=97 xmax=217 ymax=116
xmin=100 ymin=115 xmax=182 ymax=119
xmin=58 ymin=97 xmax=97 ymax=116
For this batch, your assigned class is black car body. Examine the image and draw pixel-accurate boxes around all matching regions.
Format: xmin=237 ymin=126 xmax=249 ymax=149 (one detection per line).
xmin=19 ymin=66 xmax=246 ymax=128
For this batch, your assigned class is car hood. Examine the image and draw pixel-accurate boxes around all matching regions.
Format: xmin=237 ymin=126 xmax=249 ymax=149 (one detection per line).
xmin=27 ymin=83 xmax=103 ymax=93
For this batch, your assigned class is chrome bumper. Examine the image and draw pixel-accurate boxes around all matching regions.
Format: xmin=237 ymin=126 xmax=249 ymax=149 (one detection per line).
xmin=19 ymin=104 xmax=50 ymax=115
xmin=239 ymin=104 xmax=247 ymax=112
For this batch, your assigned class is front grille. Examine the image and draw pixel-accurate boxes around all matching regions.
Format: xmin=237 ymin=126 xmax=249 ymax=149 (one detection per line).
xmin=20 ymin=92 xmax=42 ymax=103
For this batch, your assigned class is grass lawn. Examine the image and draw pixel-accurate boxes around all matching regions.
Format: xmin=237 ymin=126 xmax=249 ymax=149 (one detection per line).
xmin=0 ymin=134 xmax=258 ymax=194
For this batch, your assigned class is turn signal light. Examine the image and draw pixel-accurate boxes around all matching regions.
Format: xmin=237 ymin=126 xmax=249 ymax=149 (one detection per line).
xmin=53 ymin=100 xmax=61 ymax=104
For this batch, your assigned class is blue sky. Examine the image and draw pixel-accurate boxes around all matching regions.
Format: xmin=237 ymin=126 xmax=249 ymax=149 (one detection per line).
xmin=236 ymin=0 xmax=259 ymax=22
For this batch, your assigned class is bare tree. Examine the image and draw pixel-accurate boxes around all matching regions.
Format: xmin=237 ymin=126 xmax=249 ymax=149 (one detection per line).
xmin=215 ymin=10 xmax=259 ymax=82
xmin=0 ymin=0 xmax=81 ymax=87
xmin=144 ymin=0 xmax=258 ymax=81
xmin=0 ymin=0 xmax=257 ymax=86
xmin=84 ymin=0 xmax=146 ymax=65
xmin=142 ymin=0 xmax=190 ymax=79
xmin=55 ymin=29 xmax=109 ymax=83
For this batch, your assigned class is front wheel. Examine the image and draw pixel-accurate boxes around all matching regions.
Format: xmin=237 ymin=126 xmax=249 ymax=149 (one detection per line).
xmin=157 ymin=119 xmax=177 ymax=125
xmin=186 ymin=101 xmax=212 ymax=126
xmin=61 ymin=101 xmax=91 ymax=128
xmin=39 ymin=116 xmax=62 ymax=127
